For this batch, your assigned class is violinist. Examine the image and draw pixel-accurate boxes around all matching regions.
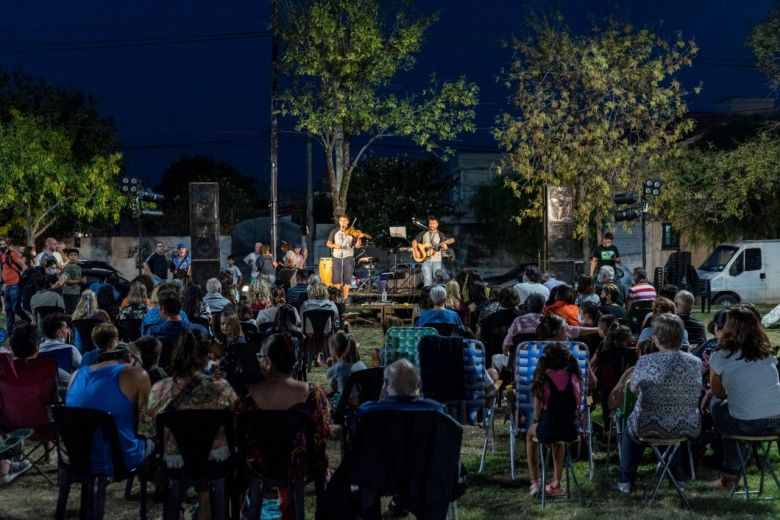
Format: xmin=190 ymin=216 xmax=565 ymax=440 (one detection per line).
xmin=326 ymin=214 xmax=367 ymax=300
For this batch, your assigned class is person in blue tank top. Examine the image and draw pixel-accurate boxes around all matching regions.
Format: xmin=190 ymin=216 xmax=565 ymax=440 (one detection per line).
xmin=65 ymin=345 xmax=152 ymax=474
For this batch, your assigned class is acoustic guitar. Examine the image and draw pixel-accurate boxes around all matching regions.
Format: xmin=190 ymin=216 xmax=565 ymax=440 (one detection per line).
xmin=412 ymin=238 xmax=454 ymax=262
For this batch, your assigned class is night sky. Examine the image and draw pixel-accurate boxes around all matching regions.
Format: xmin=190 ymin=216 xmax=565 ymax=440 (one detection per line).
xmin=0 ymin=1 xmax=774 ymax=195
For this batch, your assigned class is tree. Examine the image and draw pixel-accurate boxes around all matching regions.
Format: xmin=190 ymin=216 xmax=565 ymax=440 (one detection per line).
xmin=279 ymin=0 xmax=479 ymax=220
xmin=750 ymin=6 xmax=780 ymax=91
xmin=0 ymin=110 xmax=124 ymax=244
xmin=471 ymin=175 xmax=543 ymax=258
xmin=346 ymin=155 xmax=457 ymax=244
xmin=494 ymin=17 xmax=698 ymax=249
xmin=153 ymin=155 xmax=264 ymax=234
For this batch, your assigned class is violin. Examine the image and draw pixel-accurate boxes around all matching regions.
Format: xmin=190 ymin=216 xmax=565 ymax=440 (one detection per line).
xmin=344 ymin=227 xmax=372 ymax=240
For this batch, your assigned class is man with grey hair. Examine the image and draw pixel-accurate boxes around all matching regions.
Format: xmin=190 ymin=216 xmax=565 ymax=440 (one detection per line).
xmin=357 ymin=359 xmax=445 ymax=414
xmin=674 ymin=290 xmax=706 ymax=345
xmin=415 ymin=285 xmax=463 ymax=328
xmin=202 ymin=277 xmax=230 ymax=312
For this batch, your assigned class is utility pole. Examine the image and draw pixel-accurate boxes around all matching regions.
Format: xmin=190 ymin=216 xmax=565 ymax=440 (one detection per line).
xmin=270 ymin=0 xmax=280 ymax=257
xmin=306 ymin=135 xmax=314 ymax=258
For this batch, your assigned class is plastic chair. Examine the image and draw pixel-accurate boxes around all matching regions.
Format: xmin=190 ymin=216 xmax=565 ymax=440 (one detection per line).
xmin=0 ymin=356 xmax=59 ymax=485
xmin=155 ymin=410 xmax=237 ymax=520
xmin=51 ymin=405 xmax=148 ymax=520
xmin=117 ymin=318 xmax=143 ymax=342
xmin=726 ymin=435 xmax=780 ymax=501
xmin=508 ymin=341 xmax=593 ymax=481
xmin=627 ymin=301 xmax=654 ymax=334
xmin=235 ymin=410 xmax=321 ymax=520
xmin=383 ymin=327 xmax=437 ymax=366
xmin=72 ymin=318 xmax=104 ymax=353
xmin=302 ymin=309 xmax=336 ymax=368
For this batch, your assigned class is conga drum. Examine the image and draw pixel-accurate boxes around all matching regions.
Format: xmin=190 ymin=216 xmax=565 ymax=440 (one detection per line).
xmin=319 ymin=257 xmax=333 ymax=287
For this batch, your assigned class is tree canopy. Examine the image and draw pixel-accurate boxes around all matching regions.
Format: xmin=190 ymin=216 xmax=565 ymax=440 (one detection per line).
xmin=153 ymin=155 xmax=264 ymax=234
xmin=279 ymin=0 xmax=479 ymax=220
xmin=494 ymin=17 xmax=698 ymax=241
xmin=750 ymin=6 xmax=780 ymax=91
xmin=0 ymin=110 xmax=124 ymax=244
xmin=346 ymin=155 xmax=457 ymax=245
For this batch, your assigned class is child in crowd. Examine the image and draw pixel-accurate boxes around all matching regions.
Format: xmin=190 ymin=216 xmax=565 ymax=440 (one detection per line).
xmin=326 ymin=333 xmax=367 ymax=407
xmin=225 ymin=255 xmax=243 ymax=291
xmin=526 ymin=342 xmax=582 ymax=497
xmin=372 ymin=315 xmax=403 ymax=367
xmin=80 ymin=323 xmax=120 ymax=366
xmin=62 ymin=248 xmax=85 ymax=315
xmin=132 ymin=335 xmax=168 ymax=385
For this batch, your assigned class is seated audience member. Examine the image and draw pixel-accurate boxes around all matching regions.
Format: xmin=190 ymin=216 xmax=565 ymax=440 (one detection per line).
xmin=326 ymin=333 xmax=367 ymax=406
xmin=478 ymin=286 xmax=523 ymax=341
xmin=591 ymin=323 xmax=636 ymax=429
xmin=674 ymin=290 xmax=707 ymax=346
xmin=372 ymin=315 xmax=404 ymax=368
xmin=236 ymin=333 xmax=331 ymax=518
xmin=327 ymin=286 xmax=348 ymax=332
xmin=202 ymin=278 xmax=231 ymax=313
xmin=691 ymin=309 xmax=727 ymax=385
xmin=269 ymin=304 xmax=303 ymax=335
xmin=285 ymin=269 xmax=309 ymax=310
xmin=608 ymin=338 xmax=659 ymax=412
xmin=543 ymin=271 xmax=565 ymax=292
xmin=140 ymin=282 xmax=190 ymax=335
xmin=477 ymin=286 xmax=503 ymax=328
xmin=216 ymin=271 xmax=237 ymax=306
xmin=96 ymin=284 xmax=120 ymax=322
xmin=181 ymin=283 xmax=210 ymax=324
xmin=300 ymin=282 xmax=340 ymax=333
xmin=544 ymin=284 xmax=580 ymax=326
xmin=658 ymin=284 xmax=679 ymax=301
xmin=9 ymin=322 xmax=70 ymax=396
xmin=40 ymin=314 xmax=82 ymax=371
xmin=133 ymin=336 xmax=168 ymax=385
xmin=238 ymin=301 xmax=257 ymax=327
xmin=81 ymin=323 xmax=120 ymax=367
xmin=525 ymin=343 xmax=582 ymax=497
xmin=638 ymin=297 xmax=691 ymax=349
xmin=146 ymin=290 xmax=208 ymax=371
xmin=703 ymin=307 xmax=780 ymax=490
xmin=247 ymin=277 xmax=272 ymax=313
xmin=139 ymin=330 xmax=237 ymax=510
xmin=616 ymin=314 xmax=701 ymax=493
xmin=626 ymin=267 xmax=657 ymax=312
xmin=29 ymin=275 xmax=65 ymax=320
xmin=575 ymin=276 xmax=600 ymax=307
xmin=120 ymin=275 xmax=154 ymax=310
xmin=415 ymin=285 xmax=464 ymax=328
xmin=118 ymin=282 xmax=150 ymax=322
xmin=514 ymin=265 xmax=550 ymax=306
xmin=256 ymin=287 xmax=300 ymax=326
xmin=502 ymin=292 xmax=547 ymax=351
xmin=65 ymin=343 xmax=152 ymax=474
xmin=214 ymin=310 xmax=247 ymax=392
xmin=357 ymin=358 xmax=445 ymax=414
xmin=595 ymin=265 xmax=615 ymax=292
xmin=444 ymin=279 xmax=464 ymax=315
xmin=598 ymin=283 xmax=627 ymax=320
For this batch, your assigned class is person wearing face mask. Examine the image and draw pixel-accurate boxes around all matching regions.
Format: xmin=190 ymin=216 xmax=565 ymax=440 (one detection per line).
xmin=0 ymin=239 xmax=25 ymax=334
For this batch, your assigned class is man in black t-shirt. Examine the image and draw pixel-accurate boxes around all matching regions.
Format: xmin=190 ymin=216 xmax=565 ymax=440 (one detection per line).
xmin=143 ymin=241 xmax=169 ymax=284
xmin=590 ymin=232 xmax=621 ymax=277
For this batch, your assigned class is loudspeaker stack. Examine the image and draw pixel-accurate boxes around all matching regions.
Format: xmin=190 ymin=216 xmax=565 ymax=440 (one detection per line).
xmin=189 ymin=183 xmax=220 ymax=288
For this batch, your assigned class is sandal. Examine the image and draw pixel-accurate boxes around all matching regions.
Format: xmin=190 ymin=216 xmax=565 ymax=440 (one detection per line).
xmin=529 ymin=480 xmax=542 ymax=497
xmin=544 ymin=482 xmax=567 ymax=497
xmin=707 ymin=473 xmax=739 ymax=491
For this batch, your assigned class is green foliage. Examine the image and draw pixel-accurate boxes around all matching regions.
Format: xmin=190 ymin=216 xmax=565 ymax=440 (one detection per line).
xmin=346 ymin=155 xmax=457 ymax=245
xmin=494 ymin=16 xmax=698 ymax=239
xmin=280 ymin=0 xmax=478 ymax=219
xmin=750 ymin=6 xmax=780 ymax=90
xmin=0 ymin=110 xmax=124 ymax=244
xmin=471 ymin=174 xmax=543 ymax=258
xmin=153 ymin=155 xmax=264 ymax=234
xmin=654 ymin=131 xmax=780 ymax=244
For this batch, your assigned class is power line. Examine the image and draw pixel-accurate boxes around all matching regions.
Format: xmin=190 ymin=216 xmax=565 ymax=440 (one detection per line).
xmin=0 ymin=31 xmax=271 ymax=54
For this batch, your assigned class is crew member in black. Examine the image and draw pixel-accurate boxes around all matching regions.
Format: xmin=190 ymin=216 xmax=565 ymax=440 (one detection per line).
xmin=143 ymin=241 xmax=169 ymax=284
xmin=590 ymin=232 xmax=621 ymax=277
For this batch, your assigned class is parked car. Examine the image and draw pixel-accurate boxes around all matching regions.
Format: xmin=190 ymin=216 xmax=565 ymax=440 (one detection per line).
xmin=77 ymin=260 xmax=131 ymax=300
xmin=697 ymin=240 xmax=780 ymax=305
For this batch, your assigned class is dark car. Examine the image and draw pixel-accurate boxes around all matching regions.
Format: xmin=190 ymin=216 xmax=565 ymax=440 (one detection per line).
xmin=77 ymin=261 xmax=131 ymax=300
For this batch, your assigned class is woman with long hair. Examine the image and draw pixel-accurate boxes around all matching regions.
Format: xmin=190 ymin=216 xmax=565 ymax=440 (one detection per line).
xmin=118 ymin=283 xmax=150 ymax=321
xmin=181 ymin=283 xmax=210 ymax=323
xmin=704 ymin=307 xmax=780 ymax=489
xmin=256 ymin=287 xmax=300 ymax=326
xmin=235 ymin=333 xmax=330 ymax=518
xmin=139 ymin=329 xmax=237 ymax=518
xmin=247 ymin=277 xmax=272 ymax=313
xmin=525 ymin=342 xmax=582 ymax=497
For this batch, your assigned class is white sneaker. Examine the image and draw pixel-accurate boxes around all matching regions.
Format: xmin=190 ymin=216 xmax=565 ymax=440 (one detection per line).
xmin=0 ymin=459 xmax=32 ymax=485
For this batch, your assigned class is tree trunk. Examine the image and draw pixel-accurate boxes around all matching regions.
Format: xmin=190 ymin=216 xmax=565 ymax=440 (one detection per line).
xmin=25 ymin=204 xmax=33 ymax=247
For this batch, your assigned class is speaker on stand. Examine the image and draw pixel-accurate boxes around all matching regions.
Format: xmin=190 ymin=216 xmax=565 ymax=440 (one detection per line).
xmin=190 ymin=183 xmax=221 ymax=288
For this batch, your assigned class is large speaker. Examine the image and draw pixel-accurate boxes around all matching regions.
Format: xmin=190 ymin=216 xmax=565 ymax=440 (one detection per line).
xmin=191 ymin=260 xmax=221 ymax=289
xmin=190 ymin=183 xmax=220 ymax=261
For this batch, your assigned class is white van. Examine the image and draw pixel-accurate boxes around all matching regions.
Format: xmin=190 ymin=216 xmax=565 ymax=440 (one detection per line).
xmin=697 ymin=240 xmax=780 ymax=305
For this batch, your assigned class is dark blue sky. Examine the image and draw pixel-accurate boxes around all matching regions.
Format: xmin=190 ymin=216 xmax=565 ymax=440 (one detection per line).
xmin=0 ymin=1 xmax=774 ymax=193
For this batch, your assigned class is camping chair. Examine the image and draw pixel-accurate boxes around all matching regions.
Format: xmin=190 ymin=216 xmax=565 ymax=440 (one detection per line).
xmin=383 ymin=327 xmax=437 ymax=366
xmin=302 ymin=309 xmax=336 ymax=368
xmin=235 ymin=410 xmax=323 ymax=520
xmin=34 ymin=305 xmax=65 ymax=326
xmin=0 ymin=356 xmax=59 ymax=485
xmin=72 ymin=318 xmax=104 ymax=353
xmin=607 ymin=384 xmax=638 ymax=466
xmin=627 ymin=301 xmax=654 ymax=335
xmin=726 ymin=434 xmax=780 ymax=501
xmin=428 ymin=322 xmax=456 ymax=337
xmin=117 ymin=318 xmax=143 ymax=342
xmin=322 ymin=409 xmax=465 ymax=520
xmin=38 ymin=347 xmax=78 ymax=374
xmin=51 ymin=405 xmax=148 ymax=520
xmin=156 ymin=410 xmax=238 ymax=520
xmin=508 ymin=340 xmax=593 ymax=481
xmin=333 ymin=368 xmax=385 ymax=430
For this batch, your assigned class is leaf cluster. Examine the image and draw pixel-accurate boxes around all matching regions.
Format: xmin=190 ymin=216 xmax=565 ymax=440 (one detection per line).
xmin=494 ymin=17 xmax=697 ymax=238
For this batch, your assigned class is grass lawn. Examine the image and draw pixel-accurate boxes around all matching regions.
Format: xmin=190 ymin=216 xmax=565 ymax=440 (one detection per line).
xmin=2 ymin=308 xmax=780 ymax=518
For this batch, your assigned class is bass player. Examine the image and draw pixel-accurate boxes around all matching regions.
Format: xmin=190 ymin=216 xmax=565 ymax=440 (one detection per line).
xmin=412 ymin=216 xmax=454 ymax=287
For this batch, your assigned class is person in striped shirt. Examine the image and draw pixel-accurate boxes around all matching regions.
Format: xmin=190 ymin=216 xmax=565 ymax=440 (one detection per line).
xmin=626 ymin=267 xmax=657 ymax=312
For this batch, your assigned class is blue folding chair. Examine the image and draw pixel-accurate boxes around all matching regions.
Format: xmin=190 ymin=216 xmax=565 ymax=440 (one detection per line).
xmin=508 ymin=340 xmax=593 ymax=481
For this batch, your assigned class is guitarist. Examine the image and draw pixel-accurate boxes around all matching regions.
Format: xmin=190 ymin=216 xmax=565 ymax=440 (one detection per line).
xmin=412 ymin=216 xmax=453 ymax=287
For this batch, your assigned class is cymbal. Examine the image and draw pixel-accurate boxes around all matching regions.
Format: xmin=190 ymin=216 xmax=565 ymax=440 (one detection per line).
xmin=358 ymin=256 xmax=380 ymax=264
